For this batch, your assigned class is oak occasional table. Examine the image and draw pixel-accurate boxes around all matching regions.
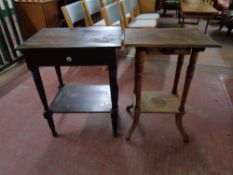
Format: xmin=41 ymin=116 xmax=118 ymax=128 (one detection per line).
xmin=124 ymin=28 xmax=220 ymax=142
xmin=16 ymin=27 xmax=121 ymax=137
xmin=179 ymin=2 xmax=219 ymax=34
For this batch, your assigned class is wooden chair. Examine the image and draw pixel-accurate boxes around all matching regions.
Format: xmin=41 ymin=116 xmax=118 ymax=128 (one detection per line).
xmin=129 ymin=0 xmax=160 ymax=20
xmin=100 ymin=0 xmax=113 ymax=7
xmin=61 ymin=1 xmax=88 ymax=28
xmin=101 ymin=1 xmax=123 ymax=26
xmin=119 ymin=0 xmax=157 ymax=28
xmin=205 ymin=0 xmax=215 ymax=6
xmin=82 ymin=0 xmax=106 ymax=26
xmin=163 ymin=0 xmax=180 ymax=15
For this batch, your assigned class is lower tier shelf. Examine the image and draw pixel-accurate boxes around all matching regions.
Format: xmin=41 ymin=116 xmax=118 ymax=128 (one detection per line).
xmin=50 ymin=85 xmax=112 ymax=113
xmin=139 ymin=91 xmax=181 ymax=113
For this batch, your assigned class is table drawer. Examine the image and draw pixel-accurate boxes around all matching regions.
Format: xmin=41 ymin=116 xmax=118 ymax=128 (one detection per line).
xmin=23 ymin=48 xmax=116 ymax=67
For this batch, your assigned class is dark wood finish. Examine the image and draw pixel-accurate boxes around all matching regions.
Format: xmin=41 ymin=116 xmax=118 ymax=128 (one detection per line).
xmin=17 ymin=27 xmax=121 ymax=49
xmin=31 ymin=67 xmax=58 ymax=137
xmin=50 ymin=85 xmax=112 ymax=112
xmin=54 ymin=66 xmax=64 ymax=88
xmin=16 ymin=27 xmax=121 ymax=137
xmin=108 ymin=58 xmax=119 ymax=137
xmin=124 ymin=28 xmax=221 ymax=142
xmin=15 ymin=0 xmax=60 ymax=40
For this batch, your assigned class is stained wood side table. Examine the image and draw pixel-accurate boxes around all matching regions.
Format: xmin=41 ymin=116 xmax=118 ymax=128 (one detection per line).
xmin=16 ymin=27 xmax=121 ymax=137
xmin=124 ymin=28 xmax=220 ymax=142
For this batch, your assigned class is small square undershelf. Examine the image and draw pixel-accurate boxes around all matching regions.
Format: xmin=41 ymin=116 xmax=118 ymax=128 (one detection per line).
xmin=50 ymin=85 xmax=112 ymax=113
xmin=139 ymin=91 xmax=181 ymax=113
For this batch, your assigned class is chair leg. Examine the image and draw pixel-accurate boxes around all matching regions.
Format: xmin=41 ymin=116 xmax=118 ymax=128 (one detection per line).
xmin=227 ymin=27 xmax=232 ymax=35
xmin=219 ymin=16 xmax=227 ymax=31
xmin=163 ymin=9 xmax=167 ymax=15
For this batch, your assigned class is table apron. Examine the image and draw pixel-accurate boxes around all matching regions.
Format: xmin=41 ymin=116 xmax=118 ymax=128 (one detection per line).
xmin=181 ymin=13 xmax=217 ymax=18
xmin=23 ymin=48 xmax=117 ymax=68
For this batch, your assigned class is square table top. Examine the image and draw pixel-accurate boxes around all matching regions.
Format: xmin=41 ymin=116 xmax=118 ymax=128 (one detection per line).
xmin=124 ymin=28 xmax=220 ymax=48
xmin=16 ymin=27 xmax=122 ymax=50
xmin=181 ymin=2 xmax=219 ymax=14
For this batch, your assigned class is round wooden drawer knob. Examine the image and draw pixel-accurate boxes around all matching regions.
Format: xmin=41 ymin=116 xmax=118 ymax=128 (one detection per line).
xmin=66 ymin=56 xmax=72 ymax=62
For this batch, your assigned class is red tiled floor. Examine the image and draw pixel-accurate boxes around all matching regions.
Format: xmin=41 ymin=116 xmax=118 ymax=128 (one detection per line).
xmin=220 ymin=74 xmax=233 ymax=107
xmin=0 ymin=56 xmax=233 ymax=175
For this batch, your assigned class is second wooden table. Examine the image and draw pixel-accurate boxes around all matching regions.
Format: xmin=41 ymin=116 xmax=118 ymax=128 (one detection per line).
xmin=124 ymin=28 xmax=220 ymax=142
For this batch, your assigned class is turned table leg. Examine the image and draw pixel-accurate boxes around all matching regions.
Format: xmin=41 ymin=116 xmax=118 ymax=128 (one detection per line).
xmin=31 ymin=67 xmax=58 ymax=137
xmin=108 ymin=53 xmax=119 ymax=137
xmin=177 ymin=50 xmax=199 ymax=142
xmin=126 ymin=48 xmax=145 ymax=141
xmin=55 ymin=66 xmax=64 ymax=88
xmin=172 ymin=54 xmax=184 ymax=95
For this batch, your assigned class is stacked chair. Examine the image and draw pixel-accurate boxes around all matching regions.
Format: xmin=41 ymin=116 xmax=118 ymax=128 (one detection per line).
xmin=119 ymin=0 xmax=159 ymax=28
xmin=101 ymin=0 xmax=159 ymax=28
xmin=100 ymin=1 xmax=123 ymax=26
xmin=82 ymin=0 xmax=106 ymax=26
xmin=128 ymin=0 xmax=160 ymax=20
xmin=61 ymin=1 xmax=89 ymax=27
xmin=100 ymin=0 xmax=114 ymax=7
xmin=61 ymin=0 xmax=160 ymax=28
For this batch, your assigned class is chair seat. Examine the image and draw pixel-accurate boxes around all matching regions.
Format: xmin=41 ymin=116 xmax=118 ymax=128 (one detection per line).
xmin=135 ymin=13 xmax=160 ymax=20
xmin=128 ymin=19 xmax=157 ymax=28
xmin=126 ymin=13 xmax=131 ymax=18
xmin=94 ymin=19 xmax=106 ymax=26
xmin=112 ymin=21 xmax=121 ymax=26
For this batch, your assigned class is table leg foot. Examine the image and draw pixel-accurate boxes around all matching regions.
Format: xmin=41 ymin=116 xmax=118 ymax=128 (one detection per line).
xmin=175 ymin=113 xmax=189 ymax=143
xmin=43 ymin=111 xmax=58 ymax=137
xmin=125 ymin=111 xmax=140 ymax=141
xmin=126 ymin=104 xmax=133 ymax=112
xmin=52 ymin=132 xmax=59 ymax=137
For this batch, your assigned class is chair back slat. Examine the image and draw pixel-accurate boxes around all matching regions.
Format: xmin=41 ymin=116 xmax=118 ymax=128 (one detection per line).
xmin=102 ymin=2 xmax=122 ymax=25
xmin=121 ymin=0 xmax=131 ymax=14
xmin=100 ymin=0 xmax=113 ymax=7
xmin=84 ymin=0 xmax=101 ymax=15
xmin=119 ymin=0 xmax=131 ymax=26
xmin=61 ymin=1 xmax=86 ymax=27
xmin=129 ymin=0 xmax=138 ymax=10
